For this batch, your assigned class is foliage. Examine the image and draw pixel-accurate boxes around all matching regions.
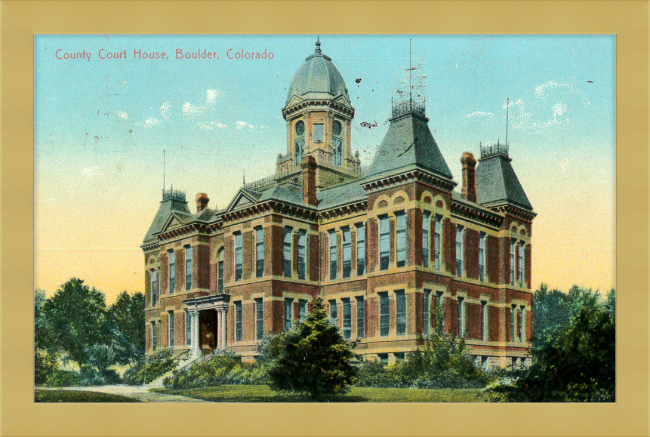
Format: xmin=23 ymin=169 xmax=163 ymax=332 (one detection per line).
xmin=355 ymin=305 xmax=488 ymax=389
xmin=268 ymin=297 xmax=356 ymax=401
xmin=163 ymin=352 xmax=269 ymax=389
xmin=43 ymin=278 xmax=109 ymax=366
xmin=106 ymin=291 xmax=146 ymax=365
xmin=35 ymin=389 xmax=140 ymax=403
xmin=491 ymin=289 xmax=615 ymax=402
xmin=35 ymin=350 xmax=61 ymax=385
xmin=45 ymin=369 xmax=86 ymax=387
xmin=122 ymin=350 xmax=177 ymax=385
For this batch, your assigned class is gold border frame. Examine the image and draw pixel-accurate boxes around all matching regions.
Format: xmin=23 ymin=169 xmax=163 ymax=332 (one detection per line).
xmin=2 ymin=1 xmax=647 ymax=436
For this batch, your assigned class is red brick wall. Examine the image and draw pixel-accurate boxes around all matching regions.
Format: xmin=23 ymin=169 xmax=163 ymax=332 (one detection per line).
xmin=144 ymin=269 xmax=151 ymax=305
xmin=500 ymin=236 xmax=510 ymax=285
xmin=223 ymin=234 xmax=233 ymax=283
xmin=389 ymin=217 xmax=395 ymax=265
xmin=242 ymin=230 xmax=253 ymax=281
xmin=367 ymin=218 xmax=377 ymax=273
xmin=489 ymin=306 xmax=499 ymax=341
xmin=465 ymin=228 xmax=479 ymax=280
xmin=320 ymin=232 xmax=328 ymax=281
xmin=525 ymin=244 xmax=532 ymax=289
xmin=444 ymin=219 xmax=456 ymax=275
xmin=449 ymin=298 xmax=459 ymax=335
xmin=408 ymin=208 xmax=418 ymax=266
xmin=309 ymin=234 xmax=320 ymax=281
xmin=160 ymin=252 xmax=168 ymax=294
xmin=292 ymin=231 xmax=300 ymax=277
xmin=196 ymin=245 xmax=210 ymax=289
xmin=414 ymin=291 xmax=423 ymax=334
xmin=271 ymin=225 xmax=284 ymax=277
xmin=487 ymin=235 xmax=499 ymax=283
xmin=466 ymin=302 xmax=481 ymax=339
xmin=505 ymin=307 xmax=512 ymax=342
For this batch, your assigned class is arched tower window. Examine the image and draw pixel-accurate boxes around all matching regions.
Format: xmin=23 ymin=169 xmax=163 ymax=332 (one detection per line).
xmin=295 ymin=120 xmax=305 ymax=165
xmin=332 ymin=120 xmax=343 ymax=165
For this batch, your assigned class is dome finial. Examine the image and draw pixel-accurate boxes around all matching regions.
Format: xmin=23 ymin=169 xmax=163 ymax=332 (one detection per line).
xmin=315 ymin=35 xmax=321 ymax=54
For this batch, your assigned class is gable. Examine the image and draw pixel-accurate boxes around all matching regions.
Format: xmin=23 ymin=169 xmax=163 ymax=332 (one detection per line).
xmin=226 ymin=189 xmax=259 ymax=212
xmin=160 ymin=212 xmax=190 ymax=234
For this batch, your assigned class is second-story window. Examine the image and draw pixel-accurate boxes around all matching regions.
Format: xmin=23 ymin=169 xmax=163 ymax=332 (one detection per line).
xmin=185 ymin=246 xmax=193 ymax=290
xmin=510 ymin=238 xmax=516 ymax=286
xmin=283 ymin=227 xmax=292 ymax=278
xmin=518 ymin=243 xmax=524 ymax=287
xmin=342 ymin=227 xmax=351 ymax=278
xmin=234 ymin=233 xmax=243 ymax=282
xmin=342 ymin=298 xmax=351 ymax=340
xmin=329 ymin=230 xmax=337 ymax=280
xmin=298 ymin=230 xmax=306 ymax=280
xmin=422 ymin=211 xmax=430 ymax=267
xmin=356 ymin=223 xmax=366 ymax=276
xmin=168 ymin=250 xmax=176 ymax=293
xmin=434 ymin=215 xmax=442 ymax=270
xmin=396 ymin=212 xmax=406 ymax=268
xmin=479 ymin=232 xmax=486 ymax=282
xmin=217 ymin=249 xmax=224 ymax=293
xmin=256 ymin=227 xmax=264 ymax=278
xmin=379 ymin=215 xmax=390 ymax=271
xmin=151 ymin=270 xmax=158 ymax=306
xmin=455 ymin=226 xmax=464 ymax=276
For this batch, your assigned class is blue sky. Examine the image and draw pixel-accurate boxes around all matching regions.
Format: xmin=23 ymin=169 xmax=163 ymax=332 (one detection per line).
xmin=35 ymin=35 xmax=615 ymax=302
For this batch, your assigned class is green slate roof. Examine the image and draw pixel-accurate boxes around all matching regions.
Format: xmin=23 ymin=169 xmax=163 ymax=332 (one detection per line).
xmin=142 ymin=196 xmax=192 ymax=244
xmin=317 ymin=180 xmax=366 ymax=210
xmin=365 ymin=112 xmax=453 ymax=181
xmin=476 ymin=154 xmax=533 ymax=211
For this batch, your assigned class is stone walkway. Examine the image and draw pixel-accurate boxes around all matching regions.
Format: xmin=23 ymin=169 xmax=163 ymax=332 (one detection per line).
xmin=39 ymin=385 xmax=208 ymax=402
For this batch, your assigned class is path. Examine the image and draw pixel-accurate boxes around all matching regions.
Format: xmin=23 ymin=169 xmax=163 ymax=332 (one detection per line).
xmin=39 ymin=385 xmax=208 ymax=402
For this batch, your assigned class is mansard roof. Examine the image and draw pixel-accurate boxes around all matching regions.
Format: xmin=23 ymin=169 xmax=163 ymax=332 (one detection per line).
xmin=142 ymin=190 xmax=192 ymax=244
xmin=476 ymin=153 xmax=533 ymax=211
xmin=317 ymin=180 xmax=366 ymax=210
xmin=364 ymin=111 xmax=453 ymax=182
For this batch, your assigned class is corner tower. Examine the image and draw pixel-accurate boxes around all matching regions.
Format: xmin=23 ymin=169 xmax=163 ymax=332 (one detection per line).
xmin=279 ymin=38 xmax=360 ymax=189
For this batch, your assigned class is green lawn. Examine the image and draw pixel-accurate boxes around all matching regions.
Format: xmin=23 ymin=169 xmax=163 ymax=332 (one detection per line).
xmin=153 ymin=385 xmax=489 ymax=402
xmin=35 ymin=389 xmax=141 ymax=403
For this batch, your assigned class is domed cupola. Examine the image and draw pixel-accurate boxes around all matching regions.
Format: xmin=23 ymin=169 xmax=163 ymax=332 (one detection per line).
xmin=283 ymin=38 xmax=353 ymax=115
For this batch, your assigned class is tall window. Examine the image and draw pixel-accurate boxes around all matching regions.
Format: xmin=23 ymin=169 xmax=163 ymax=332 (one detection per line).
xmin=379 ymin=293 xmax=389 ymax=337
xmin=168 ymin=250 xmax=176 ymax=293
xmin=422 ymin=211 xmax=430 ymax=268
xmin=283 ymin=227 xmax=292 ymax=278
xmin=333 ymin=138 xmax=342 ymax=165
xmin=255 ymin=298 xmax=264 ymax=340
xmin=329 ymin=300 xmax=338 ymax=327
xmin=255 ymin=227 xmax=264 ymax=278
xmin=217 ymin=249 xmax=224 ymax=293
xmin=342 ymin=227 xmax=351 ymax=278
xmin=436 ymin=291 xmax=445 ymax=330
xmin=151 ymin=321 xmax=157 ymax=351
xmin=235 ymin=301 xmax=242 ymax=342
xmin=168 ymin=311 xmax=175 ymax=347
xmin=234 ymin=234 xmax=242 ymax=282
xmin=356 ymin=223 xmax=366 ymax=276
xmin=185 ymin=310 xmax=191 ymax=345
xmin=396 ymin=212 xmax=406 ymax=268
xmin=356 ymin=296 xmax=365 ymax=339
xmin=396 ymin=290 xmax=406 ymax=335
xmin=455 ymin=226 xmax=464 ymax=276
xmin=434 ymin=215 xmax=442 ymax=270
xmin=342 ymin=298 xmax=352 ymax=340
xmin=298 ymin=230 xmax=306 ymax=280
xmin=313 ymin=123 xmax=324 ymax=143
xmin=479 ymin=233 xmax=486 ymax=282
xmin=299 ymin=299 xmax=307 ymax=323
xmin=518 ymin=243 xmax=524 ymax=287
xmin=520 ymin=306 xmax=526 ymax=342
xmin=151 ymin=270 xmax=158 ymax=306
xmin=284 ymin=298 xmax=293 ymax=331
xmin=185 ymin=246 xmax=193 ymax=290
xmin=423 ymin=289 xmax=431 ymax=336
xmin=481 ymin=301 xmax=488 ymax=341
xmin=510 ymin=239 xmax=516 ymax=286
xmin=329 ymin=230 xmax=337 ymax=280
xmin=295 ymin=138 xmax=304 ymax=165
xmin=379 ymin=215 xmax=390 ymax=271
xmin=511 ymin=305 xmax=517 ymax=341
xmin=458 ymin=297 xmax=465 ymax=337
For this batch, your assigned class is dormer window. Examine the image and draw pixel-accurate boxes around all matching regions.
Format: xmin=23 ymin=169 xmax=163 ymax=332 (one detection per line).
xmin=313 ymin=123 xmax=324 ymax=143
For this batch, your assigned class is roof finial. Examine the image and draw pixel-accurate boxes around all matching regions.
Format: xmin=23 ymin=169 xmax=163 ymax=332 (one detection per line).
xmin=243 ymin=169 xmax=246 ymax=185
xmin=315 ymin=35 xmax=321 ymax=54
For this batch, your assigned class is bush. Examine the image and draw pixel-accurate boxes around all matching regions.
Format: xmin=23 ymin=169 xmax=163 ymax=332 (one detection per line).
xmin=163 ymin=352 xmax=269 ymax=389
xmin=123 ymin=350 xmax=177 ymax=385
xmin=45 ymin=369 xmax=85 ymax=387
xmin=35 ymin=350 xmax=60 ymax=385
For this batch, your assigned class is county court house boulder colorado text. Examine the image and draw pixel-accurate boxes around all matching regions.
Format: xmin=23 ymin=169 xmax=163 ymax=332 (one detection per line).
xmin=142 ymin=39 xmax=535 ymax=369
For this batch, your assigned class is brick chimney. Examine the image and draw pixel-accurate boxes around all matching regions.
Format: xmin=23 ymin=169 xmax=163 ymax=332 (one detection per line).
xmin=196 ymin=192 xmax=209 ymax=212
xmin=301 ymin=155 xmax=318 ymax=206
xmin=461 ymin=152 xmax=477 ymax=203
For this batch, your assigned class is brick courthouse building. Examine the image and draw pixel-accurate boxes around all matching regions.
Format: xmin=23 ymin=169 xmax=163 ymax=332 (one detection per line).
xmin=142 ymin=40 xmax=536 ymax=368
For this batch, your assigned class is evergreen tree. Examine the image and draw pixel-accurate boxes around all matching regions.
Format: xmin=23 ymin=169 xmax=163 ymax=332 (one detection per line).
xmin=268 ymin=297 xmax=356 ymax=400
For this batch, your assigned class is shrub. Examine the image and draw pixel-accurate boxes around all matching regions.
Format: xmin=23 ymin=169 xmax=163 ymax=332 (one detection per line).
xmin=123 ymin=350 xmax=176 ymax=385
xmin=46 ymin=369 xmax=85 ymax=387
xmin=35 ymin=350 xmax=60 ymax=385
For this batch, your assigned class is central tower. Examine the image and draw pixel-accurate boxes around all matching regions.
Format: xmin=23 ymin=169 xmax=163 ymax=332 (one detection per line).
xmin=278 ymin=38 xmax=360 ymax=189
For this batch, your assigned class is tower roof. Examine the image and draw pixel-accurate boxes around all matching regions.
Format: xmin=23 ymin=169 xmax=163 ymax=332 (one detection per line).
xmin=476 ymin=150 xmax=533 ymax=211
xmin=285 ymin=39 xmax=351 ymax=107
xmin=142 ymin=189 xmax=192 ymax=244
xmin=365 ymin=111 xmax=453 ymax=181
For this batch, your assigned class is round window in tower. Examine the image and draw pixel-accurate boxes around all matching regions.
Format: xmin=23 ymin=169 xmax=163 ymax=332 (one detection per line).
xmin=295 ymin=120 xmax=305 ymax=136
xmin=332 ymin=120 xmax=342 ymax=136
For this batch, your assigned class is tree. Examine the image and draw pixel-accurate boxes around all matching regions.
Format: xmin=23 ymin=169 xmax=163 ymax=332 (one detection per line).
xmin=268 ymin=297 xmax=356 ymax=400
xmin=106 ymin=291 xmax=146 ymax=365
xmin=43 ymin=278 xmax=109 ymax=366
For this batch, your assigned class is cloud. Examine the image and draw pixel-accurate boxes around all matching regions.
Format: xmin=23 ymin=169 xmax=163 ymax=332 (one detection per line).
xmin=81 ymin=166 xmax=100 ymax=178
xmin=144 ymin=118 xmax=160 ymax=128
xmin=535 ymin=80 xmax=575 ymax=99
xmin=116 ymin=111 xmax=128 ymax=120
xmin=236 ymin=121 xmax=257 ymax=130
xmin=467 ymin=111 xmax=494 ymax=118
xmin=197 ymin=121 xmax=227 ymax=130
xmin=160 ymin=102 xmax=171 ymax=119
xmin=182 ymin=89 xmax=224 ymax=117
